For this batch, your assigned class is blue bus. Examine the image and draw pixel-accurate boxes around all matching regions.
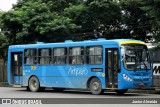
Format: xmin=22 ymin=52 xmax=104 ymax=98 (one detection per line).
xmin=8 ymin=38 xmax=152 ymax=95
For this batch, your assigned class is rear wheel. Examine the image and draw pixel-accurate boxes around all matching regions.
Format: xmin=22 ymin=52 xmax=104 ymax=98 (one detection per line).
xmin=116 ymin=89 xmax=128 ymax=95
xmin=90 ymin=78 xmax=104 ymax=95
xmin=29 ymin=76 xmax=40 ymax=92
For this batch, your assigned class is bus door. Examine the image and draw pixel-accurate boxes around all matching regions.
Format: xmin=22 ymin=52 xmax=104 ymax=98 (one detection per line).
xmin=11 ymin=52 xmax=23 ymax=85
xmin=106 ymin=48 xmax=120 ymax=88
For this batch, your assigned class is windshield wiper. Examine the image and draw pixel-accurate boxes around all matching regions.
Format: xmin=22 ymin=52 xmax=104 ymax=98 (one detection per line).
xmin=135 ymin=51 xmax=148 ymax=71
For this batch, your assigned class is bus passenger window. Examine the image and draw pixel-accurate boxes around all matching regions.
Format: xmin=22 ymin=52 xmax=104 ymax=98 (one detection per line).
xmin=26 ymin=55 xmax=34 ymax=64
xmin=38 ymin=49 xmax=51 ymax=65
xmin=69 ymin=47 xmax=84 ymax=65
xmin=86 ymin=46 xmax=102 ymax=64
xmin=53 ymin=48 xmax=67 ymax=64
xmin=24 ymin=49 xmax=37 ymax=65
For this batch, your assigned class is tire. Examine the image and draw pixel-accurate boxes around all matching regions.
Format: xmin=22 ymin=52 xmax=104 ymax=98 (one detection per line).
xmin=90 ymin=78 xmax=104 ymax=95
xmin=116 ymin=89 xmax=128 ymax=95
xmin=53 ymin=88 xmax=65 ymax=92
xmin=29 ymin=76 xmax=40 ymax=92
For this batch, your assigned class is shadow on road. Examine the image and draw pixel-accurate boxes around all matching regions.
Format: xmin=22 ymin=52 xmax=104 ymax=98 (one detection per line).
xmin=14 ymin=88 xmax=150 ymax=97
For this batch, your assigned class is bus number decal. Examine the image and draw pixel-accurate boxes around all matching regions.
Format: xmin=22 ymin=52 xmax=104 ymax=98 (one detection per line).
xmin=31 ymin=66 xmax=36 ymax=70
xmin=67 ymin=66 xmax=88 ymax=76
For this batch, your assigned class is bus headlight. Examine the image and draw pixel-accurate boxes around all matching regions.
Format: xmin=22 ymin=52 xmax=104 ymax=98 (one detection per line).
xmin=123 ymin=74 xmax=132 ymax=81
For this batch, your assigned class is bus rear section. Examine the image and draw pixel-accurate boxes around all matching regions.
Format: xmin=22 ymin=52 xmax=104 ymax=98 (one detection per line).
xmin=8 ymin=50 xmax=23 ymax=85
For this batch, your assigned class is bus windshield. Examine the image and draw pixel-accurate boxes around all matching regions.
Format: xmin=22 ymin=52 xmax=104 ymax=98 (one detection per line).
xmin=121 ymin=44 xmax=151 ymax=71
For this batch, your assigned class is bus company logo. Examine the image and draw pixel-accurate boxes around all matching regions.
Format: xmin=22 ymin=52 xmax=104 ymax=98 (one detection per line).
xmin=67 ymin=66 xmax=88 ymax=76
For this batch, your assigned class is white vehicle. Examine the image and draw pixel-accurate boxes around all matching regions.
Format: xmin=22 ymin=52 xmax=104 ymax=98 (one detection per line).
xmin=147 ymin=43 xmax=160 ymax=90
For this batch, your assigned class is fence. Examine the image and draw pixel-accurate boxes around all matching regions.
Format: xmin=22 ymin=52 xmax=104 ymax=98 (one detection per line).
xmin=0 ymin=59 xmax=7 ymax=82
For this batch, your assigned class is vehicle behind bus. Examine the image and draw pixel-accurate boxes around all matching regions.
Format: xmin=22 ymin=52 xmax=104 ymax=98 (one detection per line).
xmin=147 ymin=43 xmax=160 ymax=90
xmin=8 ymin=39 xmax=153 ymax=95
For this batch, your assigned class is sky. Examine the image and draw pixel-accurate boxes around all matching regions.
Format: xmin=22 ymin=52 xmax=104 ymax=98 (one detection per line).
xmin=0 ymin=0 xmax=18 ymax=11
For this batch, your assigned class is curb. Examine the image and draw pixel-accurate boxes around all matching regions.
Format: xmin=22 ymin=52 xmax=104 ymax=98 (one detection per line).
xmin=128 ymin=89 xmax=159 ymax=94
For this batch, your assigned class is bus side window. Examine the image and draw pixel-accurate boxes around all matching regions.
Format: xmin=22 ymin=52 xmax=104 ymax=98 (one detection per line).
xmin=69 ymin=47 xmax=84 ymax=65
xmin=25 ymin=49 xmax=37 ymax=65
xmin=86 ymin=46 xmax=102 ymax=64
xmin=38 ymin=49 xmax=51 ymax=65
xmin=53 ymin=48 xmax=67 ymax=64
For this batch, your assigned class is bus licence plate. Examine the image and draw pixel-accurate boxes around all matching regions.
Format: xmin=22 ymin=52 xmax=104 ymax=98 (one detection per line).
xmin=139 ymin=83 xmax=144 ymax=86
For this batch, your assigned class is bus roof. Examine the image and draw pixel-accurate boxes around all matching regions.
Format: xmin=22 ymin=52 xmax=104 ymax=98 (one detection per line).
xmin=9 ymin=39 xmax=146 ymax=49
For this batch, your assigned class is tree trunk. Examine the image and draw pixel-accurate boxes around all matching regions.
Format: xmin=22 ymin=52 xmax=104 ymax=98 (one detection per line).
xmin=2 ymin=58 xmax=6 ymax=82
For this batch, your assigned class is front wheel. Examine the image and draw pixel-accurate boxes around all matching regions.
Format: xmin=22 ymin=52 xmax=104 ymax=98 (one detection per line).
xmin=115 ymin=89 xmax=128 ymax=95
xmin=90 ymin=78 xmax=104 ymax=95
xmin=29 ymin=76 xmax=40 ymax=92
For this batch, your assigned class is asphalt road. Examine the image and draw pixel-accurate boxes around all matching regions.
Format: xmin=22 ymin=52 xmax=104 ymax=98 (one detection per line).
xmin=0 ymin=87 xmax=160 ymax=107
xmin=0 ymin=87 xmax=160 ymax=98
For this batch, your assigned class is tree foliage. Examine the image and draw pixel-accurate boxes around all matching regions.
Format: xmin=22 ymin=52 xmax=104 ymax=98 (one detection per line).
xmin=0 ymin=0 xmax=160 ymax=58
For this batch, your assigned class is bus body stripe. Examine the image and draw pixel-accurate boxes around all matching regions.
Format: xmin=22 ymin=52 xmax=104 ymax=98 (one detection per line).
xmin=119 ymin=41 xmax=146 ymax=45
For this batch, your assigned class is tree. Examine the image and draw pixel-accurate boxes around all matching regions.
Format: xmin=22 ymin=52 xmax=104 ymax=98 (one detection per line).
xmin=64 ymin=0 xmax=122 ymax=40
xmin=0 ymin=31 xmax=8 ymax=82
xmin=1 ymin=0 xmax=160 ymax=43
xmin=139 ymin=0 xmax=160 ymax=42
xmin=119 ymin=0 xmax=152 ymax=41
xmin=0 ymin=10 xmax=24 ymax=45
xmin=0 ymin=0 xmax=79 ymax=44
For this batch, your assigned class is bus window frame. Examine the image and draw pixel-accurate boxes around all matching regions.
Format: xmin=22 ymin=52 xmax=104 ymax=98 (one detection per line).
xmin=122 ymin=44 xmax=151 ymax=71
xmin=53 ymin=47 xmax=67 ymax=65
xmin=24 ymin=48 xmax=37 ymax=66
xmin=69 ymin=46 xmax=84 ymax=65
xmin=86 ymin=45 xmax=103 ymax=65
xmin=38 ymin=48 xmax=52 ymax=65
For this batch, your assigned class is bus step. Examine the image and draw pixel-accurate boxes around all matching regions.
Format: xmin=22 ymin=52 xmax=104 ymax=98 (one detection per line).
xmin=12 ymin=85 xmax=22 ymax=88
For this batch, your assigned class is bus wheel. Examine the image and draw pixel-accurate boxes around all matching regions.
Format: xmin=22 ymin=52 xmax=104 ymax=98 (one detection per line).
xmin=90 ymin=78 xmax=104 ymax=95
xmin=29 ymin=76 xmax=40 ymax=92
xmin=116 ymin=89 xmax=128 ymax=95
xmin=53 ymin=88 xmax=65 ymax=92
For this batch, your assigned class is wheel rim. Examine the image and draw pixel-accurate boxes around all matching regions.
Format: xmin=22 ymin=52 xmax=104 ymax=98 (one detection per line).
xmin=32 ymin=80 xmax=38 ymax=88
xmin=92 ymin=82 xmax=100 ymax=91
xmin=30 ymin=79 xmax=38 ymax=90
